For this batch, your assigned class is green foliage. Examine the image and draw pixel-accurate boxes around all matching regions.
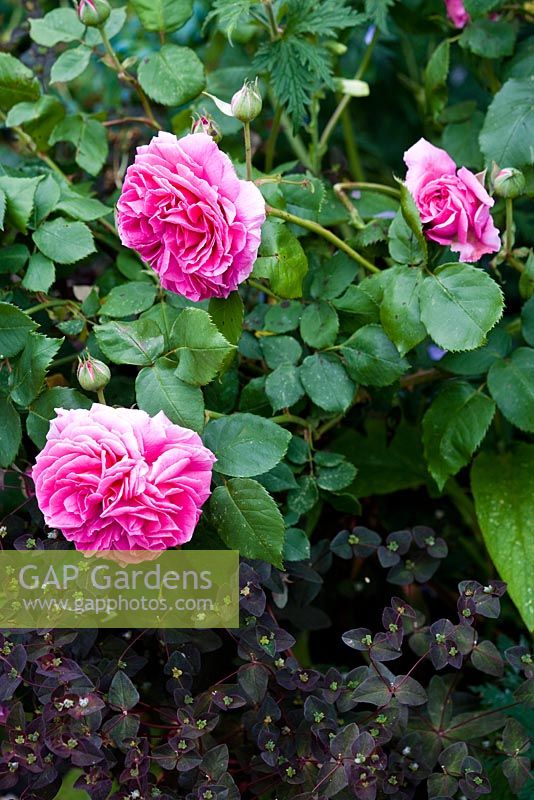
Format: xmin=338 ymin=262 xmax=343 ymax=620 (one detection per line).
xmin=480 ymin=78 xmax=534 ymax=168
xmin=172 ymin=309 xmax=236 ymax=386
xmin=204 ymin=413 xmax=291 ymax=477
xmin=0 ymin=10 xmax=532 ymax=789
xmin=138 ymin=45 xmax=205 ymax=106
xmin=419 ymin=264 xmax=503 ymax=352
xmin=423 ymin=382 xmax=495 ymax=490
xmin=0 ymin=53 xmax=40 ymax=111
xmin=130 ymin=0 xmax=193 ymax=33
xmin=472 ymin=445 xmax=534 ymax=630
xmin=254 ymin=0 xmax=362 ymax=128
xmin=254 ymin=220 xmax=308 ymax=298
xmin=210 ymin=478 xmax=285 ymax=567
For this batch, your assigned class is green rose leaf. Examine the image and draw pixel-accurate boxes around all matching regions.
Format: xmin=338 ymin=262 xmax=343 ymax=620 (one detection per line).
xmin=138 ymin=44 xmax=205 ymax=106
xmin=29 ymin=9 xmax=84 ymax=46
xmin=254 ymin=220 xmax=309 ymax=299
xmin=388 ymin=210 xmax=425 ymax=266
xmin=50 ymin=45 xmax=92 ymax=84
xmin=460 ymin=20 xmax=516 ymax=60
xmin=0 ymin=244 xmax=29 ymax=274
xmin=204 ymin=413 xmax=291 ymax=477
xmin=310 ymin=252 xmax=358 ymax=300
xmin=208 ymin=292 xmax=244 ymax=346
xmin=472 ymin=444 xmax=534 ymax=631
xmin=0 ymin=53 xmax=40 ymax=111
xmin=264 ymin=300 xmax=303 ymax=333
xmin=398 ymin=181 xmax=427 ymax=263
xmin=56 ymin=186 xmax=112 ymax=221
xmin=31 ymin=175 xmax=61 ymax=226
xmin=261 ymin=336 xmax=302 ymax=368
xmin=283 ymin=527 xmax=310 ymax=562
xmin=26 ymin=387 xmax=91 ymax=449
xmin=299 ymin=301 xmax=339 ymax=349
xmin=9 ymin=332 xmax=62 ymax=407
xmin=135 ymin=357 xmax=205 ymax=432
xmin=130 ymin=0 xmax=193 ymax=33
xmin=380 ymin=265 xmax=426 ymax=356
xmin=0 ymin=176 xmax=42 ymax=233
xmin=480 ymin=78 xmax=534 ymax=168
xmin=0 ymin=398 xmax=22 ymax=467
xmin=0 ymin=302 xmax=37 ymax=358
xmin=95 ymin=319 xmax=164 ymax=365
xmin=265 ymin=364 xmax=305 ymax=411
xmin=440 ymin=328 xmax=512 ymax=376
xmin=487 ymin=347 xmax=534 ymax=432
xmin=521 ymin=295 xmax=534 ymax=346
xmin=316 ymin=460 xmax=357 ymax=492
xmin=33 ymin=218 xmax=95 ymax=264
xmin=422 ymin=382 xmax=495 ymax=490
xmin=210 ymin=478 xmax=285 ymax=568
xmin=171 ymin=308 xmax=236 ymax=386
xmin=420 ymin=263 xmax=503 ymax=351
xmin=50 ymin=115 xmax=108 ymax=176
xmin=20 ymin=253 xmax=55 ymax=292
xmin=99 ymin=282 xmax=157 ymax=318
xmin=340 ymin=324 xmax=409 ymax=386
xmin=424 ymin=39 xmax=450 ymax=119
xmin=300 ymin=353 xmax=355 ymax=413
xmin=5 ymin=96 xmax=65 ymax=150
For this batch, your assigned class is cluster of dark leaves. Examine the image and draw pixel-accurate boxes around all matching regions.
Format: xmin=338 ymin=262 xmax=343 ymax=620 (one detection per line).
xmin=0 ymin=528 xmax=532 ymax=800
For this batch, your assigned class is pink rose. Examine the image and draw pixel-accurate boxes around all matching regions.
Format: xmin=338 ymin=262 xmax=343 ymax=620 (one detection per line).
xmin=32 ymin=404 xmax=215 ymax=552
xmin=403 ymin=138 xmax=501 ymax=262
xmin=116 ymin=131 xmax=266 ymax=302
xmin=445 ymin=0 xmax=470 ymax=28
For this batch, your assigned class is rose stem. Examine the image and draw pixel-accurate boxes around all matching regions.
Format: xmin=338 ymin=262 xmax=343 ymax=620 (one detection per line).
xmin=265 ymin=205 xmax=379 ymax=273
xmin=244 ymin=121 xmax=253 ymax=181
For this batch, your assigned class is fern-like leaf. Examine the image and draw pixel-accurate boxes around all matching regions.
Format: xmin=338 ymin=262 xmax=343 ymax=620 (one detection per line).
xmin=204 ymin=0 xmax=258 ymax=39
xmin=255 ymin=37 xmax=334 ymax=129
xmin=286 ymin=0 xmax=364 ymax=37
xmin=365 ymin=0 xmax=397 ymax=30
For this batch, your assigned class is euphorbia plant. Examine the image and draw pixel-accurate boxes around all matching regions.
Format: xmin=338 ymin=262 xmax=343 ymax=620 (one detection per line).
xmin=0 ymin=0 xmax=532 ymax=798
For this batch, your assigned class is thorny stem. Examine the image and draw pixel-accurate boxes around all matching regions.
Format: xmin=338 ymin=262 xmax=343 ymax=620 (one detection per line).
xmin=266 ymin=205 xmax=379 ymax=273
xmin=25 ymin=300 xmax=73 ymax=315
xmin=98 ymin=25 xmax=159 ymax=129
xmin=505 ymin=197 xmax=514 ymax=255
xmin=247 ymin=278 xmax=279 ymax=299
xmin=103 ymin=116 xmax=159 ymax=129
xmin=243 ymin=121 xmax=253 ymax=181
xmin=335 ymin=181 xmax=401 ymax=200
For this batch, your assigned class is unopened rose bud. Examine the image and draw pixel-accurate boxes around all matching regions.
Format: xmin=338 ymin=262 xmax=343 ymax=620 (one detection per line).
xmin=77 ymin=354 xmax=111 ymax=392
xmin=76 ymin=0 xmax=111 ymax=27
xmin=493 ymin=167 xmax=526 ymax=199
xmin=230 ymin=79 xmax=262 ymax=123
xmin=191 ymin=114 xmax=222 ymax=143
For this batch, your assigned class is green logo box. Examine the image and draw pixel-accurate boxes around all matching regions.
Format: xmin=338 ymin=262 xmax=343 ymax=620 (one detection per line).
xmin=0 ymin=550 xmax=239 ymax=629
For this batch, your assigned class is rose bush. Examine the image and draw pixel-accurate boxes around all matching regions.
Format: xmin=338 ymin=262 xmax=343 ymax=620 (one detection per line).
xmin=0 ymin=1 xmax=533 ymax=799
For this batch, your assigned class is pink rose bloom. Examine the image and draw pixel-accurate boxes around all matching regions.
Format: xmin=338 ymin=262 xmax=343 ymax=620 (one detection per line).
xmin=445 ymin=0 xmax=470 ymax=28
xmin=116 ymin=131 xmax=266 ymax=302
xmin=403 ymin=138 xmax=500 ymax=262
xmin=33 ymin=404 xmax=215 ymax=552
